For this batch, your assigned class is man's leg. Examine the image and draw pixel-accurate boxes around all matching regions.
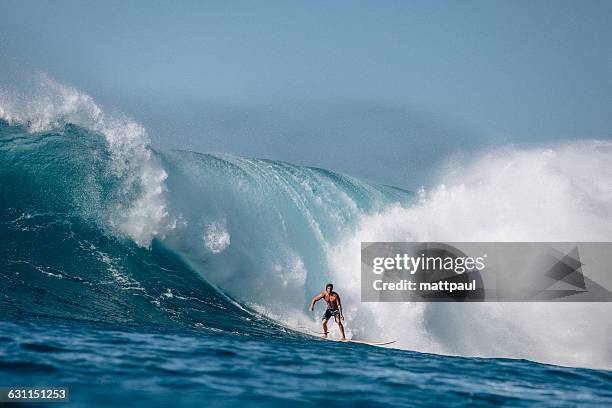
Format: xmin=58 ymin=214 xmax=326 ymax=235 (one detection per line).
xmin=322 ymin=318 xmax=329 ymax=338
xmin=336 ymin=315 xmax=346 ymax=340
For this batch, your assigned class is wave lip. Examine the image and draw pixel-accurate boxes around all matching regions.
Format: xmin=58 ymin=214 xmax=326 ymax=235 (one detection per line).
xmin=0 ymin=73 xmax=171 ymax=246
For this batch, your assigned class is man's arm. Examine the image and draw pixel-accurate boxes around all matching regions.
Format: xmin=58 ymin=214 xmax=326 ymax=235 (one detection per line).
xmin=336 ymin=294 xmax=344 ymax=320
xmin=309 ymin=292 xmax=324 ymax=311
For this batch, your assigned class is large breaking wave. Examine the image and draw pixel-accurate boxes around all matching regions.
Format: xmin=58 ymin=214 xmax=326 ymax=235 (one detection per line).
xmin=1 ymin=74 xmax=611 ymax=370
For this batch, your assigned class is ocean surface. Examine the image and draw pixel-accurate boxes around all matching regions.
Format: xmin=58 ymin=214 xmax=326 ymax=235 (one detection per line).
xmin=3 ymin=318 xmax=612 ymax=407
xmin=1 ymin=75 xmax=612 ymax=407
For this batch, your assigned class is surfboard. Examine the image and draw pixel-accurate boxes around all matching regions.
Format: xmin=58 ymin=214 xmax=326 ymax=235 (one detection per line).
xmin=324 ymin=338 xmax=396 ymax=346
xmin=295 ymin=326 xmax=395 ymax=346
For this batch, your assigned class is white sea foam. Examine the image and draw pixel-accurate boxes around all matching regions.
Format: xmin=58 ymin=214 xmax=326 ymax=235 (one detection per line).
xmin=203 ymin=220 xmax=231 ymax=254
xmin=328 ymin=141 xmax=612 ymax=369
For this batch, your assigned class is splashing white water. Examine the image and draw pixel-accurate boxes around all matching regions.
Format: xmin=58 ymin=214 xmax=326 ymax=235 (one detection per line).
xmin=328 ymin=141 xmax=612 ymax=369
xmin=203 ymin=220 xmax=231 ymax=254
xmin=0 ymin=72 xmax=171 ymax=246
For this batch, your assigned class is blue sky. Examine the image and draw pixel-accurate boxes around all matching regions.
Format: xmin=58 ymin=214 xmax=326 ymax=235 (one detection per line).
xmin=1 ymin=0 xmax=611 ymax=188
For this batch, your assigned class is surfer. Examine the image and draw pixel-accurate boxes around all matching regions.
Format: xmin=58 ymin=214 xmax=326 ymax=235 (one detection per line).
xmin=309 ymin=283 xmax=346 ymax=340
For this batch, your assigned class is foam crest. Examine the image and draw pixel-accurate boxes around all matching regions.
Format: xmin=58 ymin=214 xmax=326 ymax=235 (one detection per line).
xmin=0 ymin=73 xmax=170 ymax=245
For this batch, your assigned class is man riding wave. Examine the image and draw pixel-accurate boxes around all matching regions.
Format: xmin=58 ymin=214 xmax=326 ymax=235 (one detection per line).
xmin=309 ymin=283 xmax=346 ymax=340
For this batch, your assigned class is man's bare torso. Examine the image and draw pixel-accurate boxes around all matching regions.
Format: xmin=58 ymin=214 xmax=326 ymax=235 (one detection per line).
xmin=323 ymin=291 xmax=339 ymax=310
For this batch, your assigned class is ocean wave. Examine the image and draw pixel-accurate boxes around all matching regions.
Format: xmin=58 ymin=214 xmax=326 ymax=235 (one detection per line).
xmin=1 ymin=75 xmax=611 ymax=370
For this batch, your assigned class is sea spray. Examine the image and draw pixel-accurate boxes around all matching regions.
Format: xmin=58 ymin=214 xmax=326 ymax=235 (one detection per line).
xmin=329 ymin=142 xmax=612 ymax=369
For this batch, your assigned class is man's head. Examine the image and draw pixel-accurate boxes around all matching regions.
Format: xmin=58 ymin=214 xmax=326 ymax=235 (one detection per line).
xmin=325 ymin=283 xmax=333 ymax=293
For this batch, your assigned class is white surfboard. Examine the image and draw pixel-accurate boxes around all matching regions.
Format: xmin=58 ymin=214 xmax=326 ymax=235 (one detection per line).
xmin=295 ymin=326 xmax=395 ymax=346
xmin=324 ymin=338 xmax=396 ymax=346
